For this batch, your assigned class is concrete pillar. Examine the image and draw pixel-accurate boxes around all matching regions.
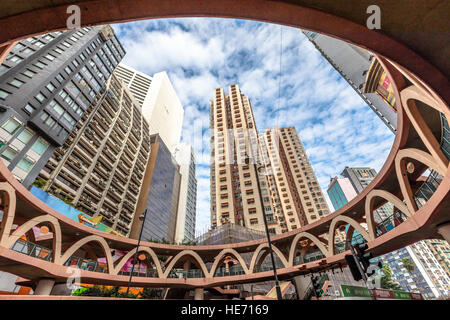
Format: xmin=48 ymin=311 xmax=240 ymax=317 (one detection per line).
xmin=437 ymin=223 xmax=450 ymax=244
xmin=194 ymin=287 xmax=204 ymax=300
xmin=293 ymin=275 xmax=312 ymax=300
xmin=34 ymin=278 xmax=55 ymax=296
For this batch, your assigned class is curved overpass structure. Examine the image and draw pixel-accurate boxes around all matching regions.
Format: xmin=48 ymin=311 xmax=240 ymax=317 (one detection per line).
xmin=0 ymin=0 xmax=448 ymax=293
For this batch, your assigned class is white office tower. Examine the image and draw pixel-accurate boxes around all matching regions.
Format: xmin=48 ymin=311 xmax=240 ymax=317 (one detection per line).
xmin=174 ymin=143 xmax=197 ymax=243
xmin=114 ymin=64 xmax=184 ymax=154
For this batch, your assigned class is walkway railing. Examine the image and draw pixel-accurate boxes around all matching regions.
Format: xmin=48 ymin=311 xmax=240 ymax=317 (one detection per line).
xmin=10 ymin=238 xmax=52 ymax=262
xmin=64 ymin=256 xmax=108 ymax=273
xmin=375 ymin=210 xmax=409 ymax=237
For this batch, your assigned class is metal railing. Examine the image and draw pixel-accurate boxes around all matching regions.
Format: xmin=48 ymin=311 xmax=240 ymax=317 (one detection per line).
xmin=64 ymin=255 xmax=108 ymax=273
xmin=10 ymin=238 xmax=52 ymax=261
xmin=374 ymin=210 xmax=409 ymax=237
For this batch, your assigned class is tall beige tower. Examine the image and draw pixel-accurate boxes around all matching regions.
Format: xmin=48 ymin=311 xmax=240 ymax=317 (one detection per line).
xmin=209 ymin=84 xmax=267 ymax=232
xmin=260 ymin=126 xmax=331 ymax=232
xmin=209 ymin=86 xmax=331 ymax=236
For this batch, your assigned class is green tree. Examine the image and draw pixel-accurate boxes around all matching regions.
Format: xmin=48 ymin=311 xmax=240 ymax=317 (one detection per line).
xmin=73 ymin=285 xmax=138 ymax=298
xmin=139 ymin=288 xmax=164 ymax=299
xmin=401 ymin=258 xmax=415 ymax=272
xmin=32 ymin=177 xmax=47 ymax=189
xmin=380 ymin=265 xmax=402 ymax=290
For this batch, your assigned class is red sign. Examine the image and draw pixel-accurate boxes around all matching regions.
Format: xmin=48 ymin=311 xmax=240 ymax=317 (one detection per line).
xmin=381 ymin=74 xmax=391 ymax=89
xmin=372 ymin=289 xmax=394 ymax=299
xmin=409 ymin=292 xmax=424 ymax=300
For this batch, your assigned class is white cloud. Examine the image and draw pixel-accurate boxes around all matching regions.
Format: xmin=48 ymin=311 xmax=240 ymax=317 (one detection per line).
xmin=112 ymin=18 xmax=395 ymax=235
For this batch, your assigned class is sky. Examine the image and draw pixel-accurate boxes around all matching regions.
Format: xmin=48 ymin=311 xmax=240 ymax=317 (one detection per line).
xmin=111 ymin=18 xmax=394 ymax=237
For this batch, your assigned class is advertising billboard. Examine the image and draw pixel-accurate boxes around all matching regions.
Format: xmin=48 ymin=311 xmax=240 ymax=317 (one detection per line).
xmin=30 ymin=186 xmax=123 ymax=237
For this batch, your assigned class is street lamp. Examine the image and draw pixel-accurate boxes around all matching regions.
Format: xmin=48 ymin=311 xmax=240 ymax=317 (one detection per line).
xmin=253 ymin=161 xmax=283 ymax=300
xmin=126 ymin=209 xmax=147 ymax=297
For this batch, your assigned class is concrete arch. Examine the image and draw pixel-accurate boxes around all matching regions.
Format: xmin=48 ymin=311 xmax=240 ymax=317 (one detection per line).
xmin=365 ymin=189 xmax=411 ymax=240
xmin=288 ymin=232 xmax=329 ymax=266
xmin=395 ymin=148 xmax=448 ymax=215
xmin=328 ymin=215 xmax=371 ymax=256
xmin=112 ymin=246 xmax=163 ymax=277
xmin=162 ymin=250 xmax=210 ymax=279
xmin=59 ymin=235 xmax=113 ymax=269
xmin=0 ymin=182 xmax=17 ymax=247
xmin=250 ymin=243 xmax=289 ymax=272
xmin=400 ymin=85 xmax=449 ymax=172
xmin=6 ymin=214 xmax=62 ymax=263
xmin=209 ymin=248 xmax=250 ymax=277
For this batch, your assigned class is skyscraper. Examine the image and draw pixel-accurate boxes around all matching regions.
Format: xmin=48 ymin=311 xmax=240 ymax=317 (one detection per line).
xmin=260 ymin=126 xmax=331 ymax=229
xmin=36 ymin=71 xmax=151 ymax=236
xmin=302 ymin=30 xmax=397 ymax=133
xmin=131 ymin=134 xmax=181 ymax=242
xmin=209 ymin=84 xmax=266 ymax=232
xmin=174 ymin=143 xmax=197 ymax=243
xmin=209 ymin=85 xmax=331 ymax=234
xmin=0 ymin=25 xmax=125 ymax=188
xmin=114 ymin=64 xmax=184 ymax=154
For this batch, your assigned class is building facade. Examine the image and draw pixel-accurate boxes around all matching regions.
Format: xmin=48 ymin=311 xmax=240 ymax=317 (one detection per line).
xmin=209 ymin=84 xmax=266 ymax=232
xmin=174 ymin=143 xmax=197 ymax=243
xmin=302 ymin=30 xmax=397 ymax=133
xmin=209 ymin=85 xmax=332 ymax=236
xmin=131 ymin=134 xmax=181 ymax=243
xmin=327 ymin=176 xmax=358 ymax=211
xmin=380 ymin=242 xmax=450 ymax=299
xmin=0 ymin=26 xmax=125 ymax=188
xmin=340 ymin=166 xmax=393 ymax=222
xmin=36 ymin=72 xmax=151 ymax=236
xmin=114 ymin=64 xmax=184 ymax=154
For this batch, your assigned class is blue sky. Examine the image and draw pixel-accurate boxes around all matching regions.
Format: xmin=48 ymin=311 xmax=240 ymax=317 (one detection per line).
xmin=111 ymin=18 xmax=394 ymax=236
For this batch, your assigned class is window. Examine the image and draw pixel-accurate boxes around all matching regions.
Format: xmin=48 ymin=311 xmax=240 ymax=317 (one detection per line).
xmin=46 ymin=83 xmax=56 ymax=92
xmin=49 ymin=100 xmax=64 ymax=115
xmin=16 ymin=129 xmax=33 ymax=144
xmin=1 ymin=118 xmax=21 ymax=134
xmin=35 ymin=92 xmax=46 ymax=103
xmin=23 ymin=104 xmax=35 ymax=114
xmin=0 ymin=89 xmax=10 ymax=100
xmin=16 ymin=157 xmax=35 ymax=173
xmin=7 ymin=55 xmax=23 ymax=63
xmin=22 ymin=69 xmax=36 ymax=78
xmin=45 ymin=116 xmax=56 ymax=127
xmin=9 ymin=79 xmax=24 ymax=88
xmin=45 ymin=53 xmax=56 ymax=61
xmin=31 ymin=138 xmax=49 ymax=155
xmin=1 ymin=147 xmax=18 ymax=161
xmin=34 ymin=61 xmax=46 ymax=69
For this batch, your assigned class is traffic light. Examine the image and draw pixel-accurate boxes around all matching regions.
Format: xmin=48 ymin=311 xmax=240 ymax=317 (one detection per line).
xmin=311 ymin=275 xmax=323 ymax=298
xmin=355 ymin=243 xmax=373 ymax=274
xmin=345 ymin=254 xmax=363 ymax=281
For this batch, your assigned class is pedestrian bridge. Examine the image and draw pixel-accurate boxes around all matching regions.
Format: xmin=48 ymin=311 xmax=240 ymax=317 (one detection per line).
xmin=0 ymin=0 xmax=448 ymax=293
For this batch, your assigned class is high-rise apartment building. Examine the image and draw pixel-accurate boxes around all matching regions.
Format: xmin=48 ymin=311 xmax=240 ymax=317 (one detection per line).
xmin=209 ymin=85 xmax=331 ymax=235
xmin=209 ymin=84 xmax=267 ymax=232
xmin=174 ymin=143 xmax=197 ymax=243
xmin=114 ymin=64 xmax=184 ymax=154
xmin=37 ymin=72 xmax=151 ymax=236
xmin=131 ymin=134 xmax=181 ymax=242
xmin=302 ymin=30 xmax=397 ymax=133
xmin=381 ymin=242 xmax=450 ymax=299
xmin=0 ymin=26 xmax=125 ymax=188
xmin=260 ymin=126 xmax=331 ymax=230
